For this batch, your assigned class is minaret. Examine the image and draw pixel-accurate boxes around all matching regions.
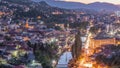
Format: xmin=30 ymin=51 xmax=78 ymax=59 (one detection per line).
xmin=66 ymin=23 xmax=69 ymax=31
xmin=25 ymin=19 xmax=29 ymax=28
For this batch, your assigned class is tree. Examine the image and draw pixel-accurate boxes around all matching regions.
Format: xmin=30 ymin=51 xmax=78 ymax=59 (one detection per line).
xmin=89 ymin=26 xmax=99 ymax=35
xmin=0 ymin=43 xmax=4 ymax=46
xmin=8 ymin=52 xmax=29 ymax=66
xmin=71 ymin=31 xmax=82 ymax=60
xmin=27 ymin=41 xmax=65 ymax=68
xmin=54 ymin=26 xmax=62 ymax=30
xmin=4 ymin=36 xmax=12 ymax=41
xmin=79 ymin=22 xmax=89 ymax=30
xmin=0 ymin=64 xmax=12 ymax=68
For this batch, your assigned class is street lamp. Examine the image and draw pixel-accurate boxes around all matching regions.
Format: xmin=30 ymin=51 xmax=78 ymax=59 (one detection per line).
xmin=52 ymin=60 xmax=57 ymax=68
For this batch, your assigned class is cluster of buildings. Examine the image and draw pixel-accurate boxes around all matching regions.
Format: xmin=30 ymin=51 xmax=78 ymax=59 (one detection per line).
xmin=0 ymin=0 xmax=30 ymax=16
xmin=115 ymin=11 xmax=120 ymax=17
xmin=68 ymin=10 xmax=120 ymax=68
xmin=0 ymin=15 xmax=76 ymax=67
xmin=0 ymin=0 xmax=120 ymax=68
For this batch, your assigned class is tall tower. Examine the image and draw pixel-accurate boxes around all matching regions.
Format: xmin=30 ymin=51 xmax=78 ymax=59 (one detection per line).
xmin=66 ymin=23 xmax=69 ymax=31
xmin=25 ymin=19 xmax=29 ymax=28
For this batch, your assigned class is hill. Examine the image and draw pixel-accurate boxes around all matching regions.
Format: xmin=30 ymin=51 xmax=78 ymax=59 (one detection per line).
xmin=32 ymin=0 xmax=120 ymax=12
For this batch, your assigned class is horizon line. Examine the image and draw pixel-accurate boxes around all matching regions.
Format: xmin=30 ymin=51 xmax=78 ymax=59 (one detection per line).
xmin=53 ymin=0 xmax=120 ymax=5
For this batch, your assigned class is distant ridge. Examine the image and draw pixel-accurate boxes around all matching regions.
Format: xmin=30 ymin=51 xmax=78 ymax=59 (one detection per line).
xmin=32 ymin=0 xmax=120 ymax=11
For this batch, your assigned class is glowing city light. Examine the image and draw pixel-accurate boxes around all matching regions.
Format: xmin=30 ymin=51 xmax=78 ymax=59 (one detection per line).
xmin=83 ymin=63 xmax=93 ymax=67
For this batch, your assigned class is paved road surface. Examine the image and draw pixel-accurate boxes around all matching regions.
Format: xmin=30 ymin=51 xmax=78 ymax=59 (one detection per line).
xmin=57 ymin=64 xmax=67 ymax=68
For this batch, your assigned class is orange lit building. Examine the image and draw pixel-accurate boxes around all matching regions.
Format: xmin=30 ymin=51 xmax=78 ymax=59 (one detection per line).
xmin=25 ymin=19 xmax=29 ymax=28
xmin=89 ymin=32 xmax=120 ymax=50
xmin=25 ymin=19 xmax=34 ymax=29
xmin=90 ymin=38 xmax=116 ymax=49
xmin=87 ymin=37 xmax=120 ymax=56
xmin=0 ymin=11 xmax=4 ymax=16
xmin=89 ymin=37 xmax=120 ymax=48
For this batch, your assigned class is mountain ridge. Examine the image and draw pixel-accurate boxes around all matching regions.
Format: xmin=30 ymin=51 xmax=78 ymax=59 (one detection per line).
xmin=32 ymin=0 xmax=120 ymax=11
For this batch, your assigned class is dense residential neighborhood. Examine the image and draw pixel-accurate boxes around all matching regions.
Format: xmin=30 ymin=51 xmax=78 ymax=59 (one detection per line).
xmin=0 ymin=0 xmax=120 ymax=68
